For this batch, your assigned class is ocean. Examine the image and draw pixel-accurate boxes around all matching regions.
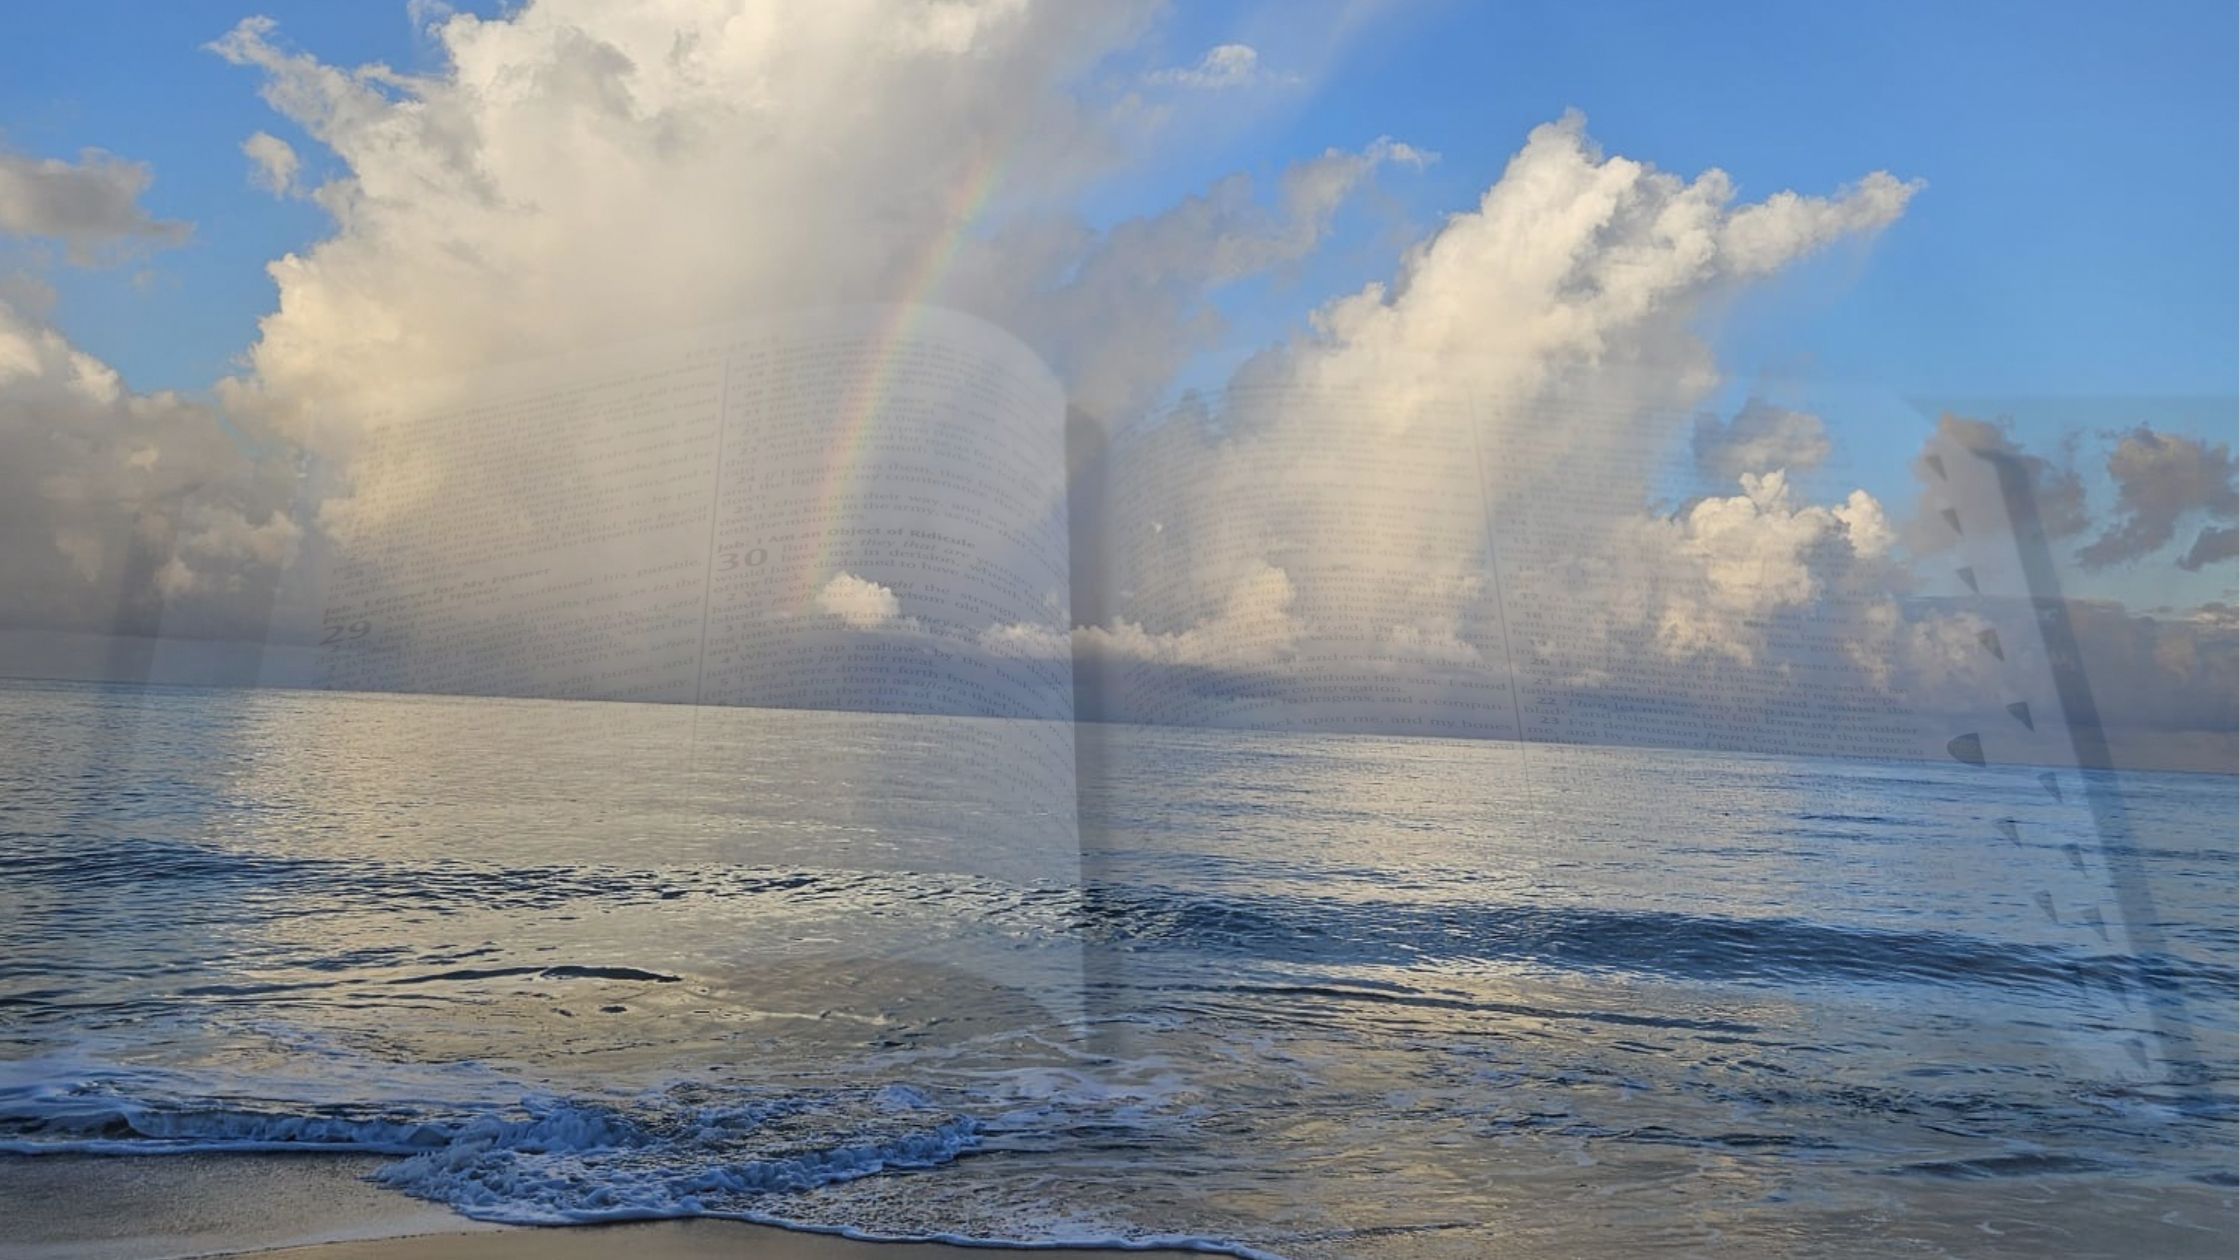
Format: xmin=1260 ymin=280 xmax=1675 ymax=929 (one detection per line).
xmin=1 ymin=679 xmax=2233 ymax=1257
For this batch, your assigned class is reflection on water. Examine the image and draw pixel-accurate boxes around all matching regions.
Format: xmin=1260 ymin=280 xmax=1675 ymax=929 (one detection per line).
xmin=1 ymin=679 xmax=2233 ymax=1256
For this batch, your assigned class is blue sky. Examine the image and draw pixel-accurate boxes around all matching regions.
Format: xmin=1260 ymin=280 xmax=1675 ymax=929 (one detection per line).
xmin=3 ymin=0 xmax=2233 ymax=608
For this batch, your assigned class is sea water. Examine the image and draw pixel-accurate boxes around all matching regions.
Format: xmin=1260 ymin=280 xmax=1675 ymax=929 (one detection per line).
xmin=1 ymin=679 xmax=2232 ymax=1257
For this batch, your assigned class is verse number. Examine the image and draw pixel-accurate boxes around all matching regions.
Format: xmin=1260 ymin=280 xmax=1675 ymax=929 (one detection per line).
xmin=321 ymin=621 xmax=371 ymax=646
xmin=716 ymin=547 xmax=767 ymax=571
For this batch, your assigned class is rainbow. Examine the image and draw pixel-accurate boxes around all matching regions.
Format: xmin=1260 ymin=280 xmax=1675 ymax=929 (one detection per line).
xmin=787 ymin=146 xmax=1011 ymax=617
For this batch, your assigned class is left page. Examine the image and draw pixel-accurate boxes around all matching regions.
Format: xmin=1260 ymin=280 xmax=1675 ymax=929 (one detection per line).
xmin=258 ymin=306 xmax=1083 ymax=1020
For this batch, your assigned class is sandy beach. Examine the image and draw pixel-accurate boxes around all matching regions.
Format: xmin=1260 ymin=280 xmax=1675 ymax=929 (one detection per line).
xmin=0 ymin=1155 xmax=1200 ymax=1260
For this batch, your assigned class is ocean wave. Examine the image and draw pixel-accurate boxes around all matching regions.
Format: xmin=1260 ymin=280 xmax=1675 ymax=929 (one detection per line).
xmin=364 ymin=1084 xmax=979 ymax=1223
xmin=1072 ymin=886 xmax=2240 ymax=1001
xmin=7 ymin=831 xmax=2231 ymax=1006
xmin=0 ymin=1077 xmax=968 ymax=1169
xmin=0 ymin=1070 xmax=1281 ymax=1258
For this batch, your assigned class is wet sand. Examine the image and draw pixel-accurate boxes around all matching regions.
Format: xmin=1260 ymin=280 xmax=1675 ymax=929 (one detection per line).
xmin=0 ymin=1154 xmax=1201 ymax=1260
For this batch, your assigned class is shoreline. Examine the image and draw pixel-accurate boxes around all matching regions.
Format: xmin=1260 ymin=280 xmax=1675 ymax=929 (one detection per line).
xmin=231 ymin=1222 xmax=1222 ymax=1260
xmin=0 ymin=1154 xmax=1213 ymax=1260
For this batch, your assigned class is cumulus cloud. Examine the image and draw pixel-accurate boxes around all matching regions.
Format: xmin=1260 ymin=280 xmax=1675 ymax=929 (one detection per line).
xmin=9 ymin=1 xmax=1417 ymax=654
xmin=0 ymin=298 xmax=298 ymax=641
xmin=1052 ymin=114 xmax=2012 ymax=755
xmin=198 ymin=3 xmax=1421 ymax=445
xmin=241 ymin=131 xmax=301 ymax=196
xmin=202 ymin=2 xmax=1167 ymax=435
xmin=0 ymin=146 xmax=190 ymax=263
xmin=817 ymin=572 xmax=902 ymax=629
xmin=1629 ymin=471 xmax=1894 ymax=663
xmin=1077 ymin=559 xmax=1301 ymax=669
xmin=1234 ymin=114 xmax=1915 ymax=419
xmin=2077 ymin=425 xmax=2237 ymax=570
xmin=1098 ymin=114 xmax=1918 ymax=671
xmin=1146 ymin=44 xmax=1295 ymax=90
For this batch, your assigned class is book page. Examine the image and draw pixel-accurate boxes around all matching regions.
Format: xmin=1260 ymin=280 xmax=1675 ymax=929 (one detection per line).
xmin=1917 ymin=422 xmax=2223 ymax=1087
xmin=258 ymin=306 xmax=1083 ymax=1016
xmin=1085 ymin=382 xmax=2213 ymax=1092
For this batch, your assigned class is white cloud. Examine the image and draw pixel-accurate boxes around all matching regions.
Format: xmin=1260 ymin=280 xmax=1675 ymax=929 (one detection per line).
xmin=1078 ymin=559 xmax=1299 ymax=669
xmin=1147 ymin=43 xmax=1296 ymax=90
xmin=816 ymin=572 xmax=902 ymax=629
xmin=0 ymin=298 xmax=299 ymax=638
xmin=241 ymin=131 xmax=301 ymax=196
xmin=978 ymin=619 xmax=1073 ymax=659
xmin=1101 ymin=112 xmax=1919 ymax=669
xmin=203 ymin=2 xmax=1163 ymax=436
xmin=1249 ymin=113 xmax=1917 ymax=411
xmin=0 ymin=147 xmax=190 ymax=264
xmin=1624 ymin=471 xmax=1896 ymax=665
xmin=198 ymin=3 xmax=1411 ymax=447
